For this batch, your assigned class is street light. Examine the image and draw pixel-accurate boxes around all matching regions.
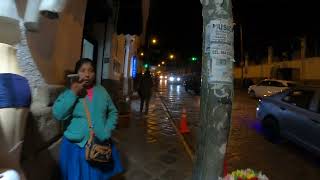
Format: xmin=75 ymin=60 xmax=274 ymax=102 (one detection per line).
xmin=151 ymin=38 xmax=157 ymax=45
xmin=169 ymin=54 xmax=175 ymax=60
xmin=140 ymin=52 xmax=144 ymax=56
xmin=145 ymin=37 xmax=158 ymax=68
xmin=161 ymin=61 xmax=165 ymax=65
xmin=158 ymin=64 xmax=161 ymax=67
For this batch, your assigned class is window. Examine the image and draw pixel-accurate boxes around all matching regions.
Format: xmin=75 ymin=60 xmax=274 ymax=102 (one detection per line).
xmin=270 ymin=81 xmax=286 ymax=87
xmin=258 ymin=81 xmax=270 ymax=86
xmin=283 ymin=90 xmax=315 ymax=110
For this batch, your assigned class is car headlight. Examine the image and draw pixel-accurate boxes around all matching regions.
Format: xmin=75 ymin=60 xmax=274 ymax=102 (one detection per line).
xmin=169 ymin=77 xmax=174 ymax=81
xmin=165 ymin=76 xmax=167 ymax=79
xmin=160 ymin=75 xmax=163 ymax=79
xmin=177 ymin=77 xmax=181 ymax=81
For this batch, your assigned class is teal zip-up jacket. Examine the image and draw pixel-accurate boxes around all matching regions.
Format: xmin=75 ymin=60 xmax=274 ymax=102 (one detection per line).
xmin=52 ymin=85 xmax=118 ymax=148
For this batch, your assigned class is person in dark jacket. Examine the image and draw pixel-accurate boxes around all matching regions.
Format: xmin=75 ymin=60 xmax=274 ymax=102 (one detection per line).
xmin=138 ymin=70 xmax=153 ymax=113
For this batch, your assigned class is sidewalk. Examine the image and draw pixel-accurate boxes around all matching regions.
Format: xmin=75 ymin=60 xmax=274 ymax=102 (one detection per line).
xmin=112 ymin=95 xmax=193 ymax=180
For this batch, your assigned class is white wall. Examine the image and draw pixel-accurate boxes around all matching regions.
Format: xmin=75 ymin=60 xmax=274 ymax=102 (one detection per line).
xmin=234 ymin=57 xmax=320 ymax=81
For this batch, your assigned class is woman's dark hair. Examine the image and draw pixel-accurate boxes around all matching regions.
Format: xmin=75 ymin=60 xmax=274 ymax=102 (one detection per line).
xmin=74 ymin=58 xmax=95 ymax=73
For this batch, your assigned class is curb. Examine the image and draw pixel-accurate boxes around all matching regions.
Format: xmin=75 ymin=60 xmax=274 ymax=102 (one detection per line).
xmin=157 ymin=94 xmax=195 ymax=162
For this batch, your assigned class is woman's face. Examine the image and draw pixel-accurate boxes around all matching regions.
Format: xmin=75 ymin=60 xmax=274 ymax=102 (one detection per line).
xmin=78 ymin=63 xmax=95 ymax=87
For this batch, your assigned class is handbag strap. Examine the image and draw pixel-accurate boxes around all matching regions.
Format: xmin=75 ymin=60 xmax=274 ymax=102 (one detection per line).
xmin=83 ymin=99 xmax=94 ymax=135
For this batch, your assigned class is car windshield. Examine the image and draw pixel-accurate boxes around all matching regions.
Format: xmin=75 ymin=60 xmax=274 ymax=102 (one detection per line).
xmin=270 ymin=81 xmax=286 ymax=87
xmin=257 ymin=81 xmax=269 ymax=86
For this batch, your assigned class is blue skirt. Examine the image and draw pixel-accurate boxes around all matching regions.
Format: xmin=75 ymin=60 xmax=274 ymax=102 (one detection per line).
xmin=59 ymin=137 xmax=124 ymax=180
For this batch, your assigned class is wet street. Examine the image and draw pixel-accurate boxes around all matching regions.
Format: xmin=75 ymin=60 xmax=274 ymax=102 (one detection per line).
xmin=157 ymin=81 xmax=320 ymax=180
xmin=113 ymin=95 xmax=192 ymax=180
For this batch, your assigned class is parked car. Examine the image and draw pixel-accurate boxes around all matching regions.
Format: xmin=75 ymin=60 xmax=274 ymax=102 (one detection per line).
xmin=248 ymin=79 xmax=297 ymax=98
xmin=256 ymin=86 xmax=320 ymax=154
xmin=183 ymin=75 xmax=201 ymax=94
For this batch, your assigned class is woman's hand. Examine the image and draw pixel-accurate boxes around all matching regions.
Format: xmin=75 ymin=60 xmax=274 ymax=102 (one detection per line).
xmin=70 ymin=78 xmax=87 ymax=96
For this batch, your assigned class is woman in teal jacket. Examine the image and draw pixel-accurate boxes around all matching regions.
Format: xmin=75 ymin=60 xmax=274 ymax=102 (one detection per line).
xmin=53 ymin=58 xmax=123 ymax=180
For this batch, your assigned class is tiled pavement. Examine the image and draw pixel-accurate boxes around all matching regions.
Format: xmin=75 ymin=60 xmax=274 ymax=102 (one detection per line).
xmin=112 ymin=95 xmax=193 ymax=180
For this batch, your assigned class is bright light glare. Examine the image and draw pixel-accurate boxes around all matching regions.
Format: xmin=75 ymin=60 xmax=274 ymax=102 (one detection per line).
xmin=152 ymin=38 xmax=157 ymax=44
xmin=160 ymin=75 xmax=163 ymax=79
xmin=177 ymin=77 xmax=181 ymax=81
xmin=169 ymin=77 xmax=174 ymax=81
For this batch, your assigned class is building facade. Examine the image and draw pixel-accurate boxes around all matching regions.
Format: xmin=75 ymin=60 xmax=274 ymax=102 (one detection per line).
xmin=235 ymin=37 xmax=320 ymax=85
xmin=0 ymin=0 xmax=149 ymax=179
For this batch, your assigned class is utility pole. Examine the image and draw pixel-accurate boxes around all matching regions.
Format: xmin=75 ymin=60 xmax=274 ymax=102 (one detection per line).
xmin=193 ymin=0 xmax=234 ymax=179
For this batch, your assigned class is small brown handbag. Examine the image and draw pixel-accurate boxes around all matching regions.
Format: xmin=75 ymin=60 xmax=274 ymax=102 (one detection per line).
xmin=83 ymin=99 xmax=113 ymax=163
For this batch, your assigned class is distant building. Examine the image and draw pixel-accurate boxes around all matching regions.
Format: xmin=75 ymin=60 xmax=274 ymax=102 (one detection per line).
xmin=235 ymin=36 xmax=320 ymax=85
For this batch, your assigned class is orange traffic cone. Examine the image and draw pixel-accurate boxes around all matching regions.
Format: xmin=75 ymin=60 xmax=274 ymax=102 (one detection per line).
xmin=179 ymin=109 xmax=190 ymax=134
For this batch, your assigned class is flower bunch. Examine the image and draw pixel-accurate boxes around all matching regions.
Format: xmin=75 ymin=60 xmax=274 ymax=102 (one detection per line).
xmin=220 ymin=169 xmax=269 ymax=180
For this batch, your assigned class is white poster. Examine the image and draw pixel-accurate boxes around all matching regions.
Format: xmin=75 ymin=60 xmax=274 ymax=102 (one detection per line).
xmin=205 ymin=19 xmax=234 ymax=83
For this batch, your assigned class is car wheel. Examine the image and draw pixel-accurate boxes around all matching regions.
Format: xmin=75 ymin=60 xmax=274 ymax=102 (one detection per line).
xmin=249 ymin=90 xmax=256 ymax=98
xmin=262 ymin=117 xmax=280 ymax=142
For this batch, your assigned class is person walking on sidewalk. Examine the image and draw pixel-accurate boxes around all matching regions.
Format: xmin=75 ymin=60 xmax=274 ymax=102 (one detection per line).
xmin=138 ymin=70 xmax=153 ymax=113
xmin=53 ymin=58 xmax=123 ymax=180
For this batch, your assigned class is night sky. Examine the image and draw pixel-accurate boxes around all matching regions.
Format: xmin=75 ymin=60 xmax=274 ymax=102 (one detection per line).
xmin=235 ymin=0 xmax=320 ymax=46
xmin=146 ymin=0 xmax=203 ymax=61
xmin=117 ymin=0 xmax=320 ymax=64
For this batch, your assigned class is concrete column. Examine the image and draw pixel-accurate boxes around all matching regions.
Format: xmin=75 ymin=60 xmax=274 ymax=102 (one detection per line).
xmin=123 ymin=35 xmax=132 ymax=78
xmin=268 ymin=46 xmax=273 ymax=64
xmin=122 ymin=35 xmax=132 ymax=96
